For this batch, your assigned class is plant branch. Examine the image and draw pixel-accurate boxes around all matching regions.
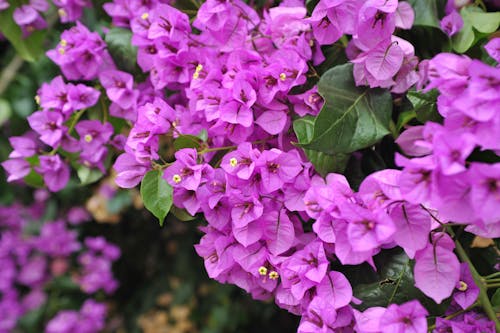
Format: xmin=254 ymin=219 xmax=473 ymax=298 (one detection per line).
xmin=453 ymin=237 xmax=500 ymax=331
xmin=0 ymin=55 xmax=24 ymax=96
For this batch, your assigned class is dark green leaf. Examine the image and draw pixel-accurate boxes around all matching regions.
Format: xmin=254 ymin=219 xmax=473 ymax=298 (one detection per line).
xmin=491 ymin=288 xmax=500 ymax=309
xmin=174 ymin=135 xmax=201 ymax=151
xmin=140 ymin=169 xmax=173 ymax=226
xmin=0 ymin=6 xmax=46 ymax=62
xmin=23 ymin=170 xmax=43 ymax=188
xmin=17 ymin=305 xmax=45 ymax=333
xmin=407 ymin=0 xmax=440 ymax=28
xmin=170 ymin=206 xmax=196 ymax=221
xmin=353 ymin=251 xmax=413 ymax=309
xmin=105 ymin=27 xmax=138 ymax=72
xmin=396 ymin=110 xmax=416 ymax=131
xmin=301 ymin=63 xmax=392 ymax=154
xmin=406 ymin=90 xmax=442 ymax=124
xmin=293 ymin=116 xmax=349 ymax=175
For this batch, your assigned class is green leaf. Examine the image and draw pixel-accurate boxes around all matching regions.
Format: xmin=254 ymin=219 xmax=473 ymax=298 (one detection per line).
xmin=17 ymin=305 xmax=45 ymax=333
xmin=170 ymin=206 xmax=196 ymax=221
xmin=491 ymin=288 xmax=500 ymax=309
xmin=301 ymin=63 xmax=392 ymax=154
xmin=0 ymin=99 xmax=12 ymax=126
xmin=105 ymin=27 xmax=138 ymax=72
xmin=453 ymin=7 xmax=500 ymax=53
xmin=23 ymin=170 xmax=44 ymax=188
xmin=174 ymin=135 xmax=201 ymax=151
xmin=0 ymin=6 xmax=46 ymax=62
xmin=140 ymin=169 xmax=173 ymax=226
xmin=396 ymin=110 xmax=416 ymax=131
xmin=293 ymin=116 xmax=349 ymax=175
xmin=76 ymin=166 xmax=103 ymax=185
xmin=406 ymin=90 xmax=442 ymax=124
xmin=465 ymin=7 xmax=500 ymax=33
xmin=452 ymin=20 xmax=475 ymax=53
xmin=107 ymin=191 xmax=132 ymax=214
xmin=407 ymin=0 xmax=440 ymax=28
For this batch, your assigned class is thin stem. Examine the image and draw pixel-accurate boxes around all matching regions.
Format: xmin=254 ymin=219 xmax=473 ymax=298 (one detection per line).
xmin=100 ymin=97 xmax=108 ymax=123
xmin=200 ymin=145 xmax=238 ymax=153
xmin=486 ymin=283 xmax=500 ymax=289
xmin=0 ymin=55 xmax=24 ymax=96
xmin=453 ymin=237 xmax=500 ymax=331
xmin=484 ymin=272 xmax=500 ymax=280
xmin=67 ymin=108 xmax=87 ymax=134
xmin=475 ymin=0 xmax=487 ymax=11
xmin=427 ymin=302 xmax=479 ymax=331
xmin=486 ymin=278 xmax=500 ymax=284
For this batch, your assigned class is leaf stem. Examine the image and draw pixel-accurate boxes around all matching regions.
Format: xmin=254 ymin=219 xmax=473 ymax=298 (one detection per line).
xmin=486 ymin=283 xmax=500 ymax=289
xmin=427 ymin=302 xmax=480 ymax=331
xmin=453 ymin=237 xmax=500 ymax=331
xmin=484 ymin=272 xmax=500 ymax=280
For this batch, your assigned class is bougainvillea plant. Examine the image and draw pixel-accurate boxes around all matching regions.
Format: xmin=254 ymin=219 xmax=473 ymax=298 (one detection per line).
xmin=1 ymin=0 xmax=500 ymax=332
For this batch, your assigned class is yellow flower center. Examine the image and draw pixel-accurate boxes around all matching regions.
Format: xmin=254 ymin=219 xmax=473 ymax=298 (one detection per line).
xmin=279 ymin=73 xmax=286 ymax=81
xmin=458 ymin=280 xmax=468 ymax=292
xmin=84 ymin=134 xmax=93 ymax=143
xmin=269 ymin=271 xmax=279 ymax=280
xmin=58 ymin=47 xmax=65 ymax=55
xmin=172 ymin=174 xmax=182 ymax=183
xmin=60 ymin=39 xmax=67 ymax=47
xmin=141 ymin=13 xmax=149 ymax=20
xmin=58 ymin=8 xmax=67 ymax=17
xmin=192 ymin=64 xmax=203 ymax=80
xmin=258 ymin=266 xmax=268 ymax=276
xmin=34 ymin=95 xmax=40 ymax=105
xmin=229 ymin=157 xmax=238 ymax=167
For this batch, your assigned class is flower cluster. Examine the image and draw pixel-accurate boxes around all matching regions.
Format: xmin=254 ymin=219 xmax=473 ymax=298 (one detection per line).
xmin=1 ymin=25 xmax=125 ymax=191
xmin=0 ymin=0 xmax=93 ymax=33
xmin=0 ymin=197 xmax=119 ymax=333
xmin=312 ymin=0 xmax=419 ymax=92
xmin=45 ymin=299 xmax=107 ymax=333
xmin=1 ymin=0 xmax=499 ymax=332
xmin=397 ymin=51 xmax=500 ymax=238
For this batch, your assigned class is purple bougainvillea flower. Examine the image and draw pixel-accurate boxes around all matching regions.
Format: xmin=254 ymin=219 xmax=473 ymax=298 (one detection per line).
xmin=468 ymin=163 xmax=500 ymax=223
xmin=394 ymin=1 xmax=414 ymax=29
xmin=1 ymin=159 xmax=31 ymax=182
xmin=414 ymin=233 xmax=460 ymax=303
xmin=316 ymin=271 xmax=353 ymax=310
xmin=8 ymin=136 xmax=37 ymax=159
xmin=364 ymin=41 xmax=405 ymax=81
xmin=341 ymin=202 xmax=395 ymax=252
xmin=440 ymin=10 xmax=463 ymax=36
xmin=67 ymin=84 xmax=100 ymax=111
xmin=113 ymin=152 xmax=150 ymax=188
xmin=35 ymin=155 xmax=70 ymax=192
xmin=13 ymin=5 xmax=47 ymax=37
xmin=27 ymin=110 xmax=66 ymax=148
xmin=389 ymin=203 xmax=431 ymax=259
xmin=484 ymin=38 xmax=500 ymax=62
xmin=379 ymin=300 xmax=428 ymax=333
xmin=0 ymin=0 xmax=9 ymax=10
xmin=453 ymin=263 xmax=480 ymax=310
